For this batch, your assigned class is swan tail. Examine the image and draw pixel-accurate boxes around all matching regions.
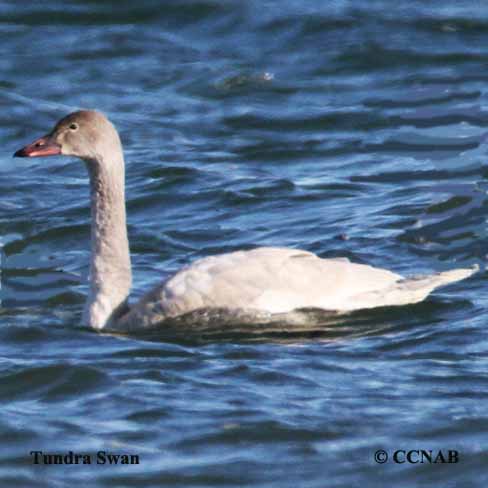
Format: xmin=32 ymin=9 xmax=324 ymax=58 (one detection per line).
xmin=350 ymin=264 xmax=479 ymax=310
xmin=409 ymin=265 xmax=479 ymax=290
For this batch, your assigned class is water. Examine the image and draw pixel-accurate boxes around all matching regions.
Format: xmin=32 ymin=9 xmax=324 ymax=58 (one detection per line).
xmin=1 ymin=1 xmax=487 ymax=486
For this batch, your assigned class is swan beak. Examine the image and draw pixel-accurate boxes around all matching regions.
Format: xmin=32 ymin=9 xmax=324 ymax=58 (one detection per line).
xmin=14 ymin=135 xmax=61 ymax=158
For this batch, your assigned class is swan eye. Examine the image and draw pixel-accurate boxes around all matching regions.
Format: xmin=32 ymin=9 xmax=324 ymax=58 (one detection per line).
xmin=69 ymin=123 xmax=79 ymax=131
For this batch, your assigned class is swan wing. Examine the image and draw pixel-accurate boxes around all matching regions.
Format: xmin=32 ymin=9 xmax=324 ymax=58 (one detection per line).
xmin=120 ymin=247 xmax=406 ymax=329
xmin=116 ymin=247 xmax=477 ymax=330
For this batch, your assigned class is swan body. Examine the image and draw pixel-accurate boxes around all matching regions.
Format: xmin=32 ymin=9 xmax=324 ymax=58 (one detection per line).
xmin=117 ymin=247 xmax=476 ymax=331
xmin=14 ymin=110 xmax=478 ymax=332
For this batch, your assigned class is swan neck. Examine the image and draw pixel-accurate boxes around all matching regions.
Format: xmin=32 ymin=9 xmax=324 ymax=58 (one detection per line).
xmin=83 ymin=151 xmax=132 ymax=329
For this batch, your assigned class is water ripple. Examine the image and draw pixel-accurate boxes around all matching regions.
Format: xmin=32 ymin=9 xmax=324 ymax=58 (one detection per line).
xmin=1 ymin=2 xmax=488 ymax=487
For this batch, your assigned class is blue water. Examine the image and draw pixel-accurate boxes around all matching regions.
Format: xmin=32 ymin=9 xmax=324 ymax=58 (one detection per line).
xmin=1 ymin=1 xmax=488 ymax=486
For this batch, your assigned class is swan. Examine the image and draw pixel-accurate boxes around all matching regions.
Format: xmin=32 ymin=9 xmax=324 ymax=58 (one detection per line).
xmin=14 ymin=110 xmax=478 ymax=332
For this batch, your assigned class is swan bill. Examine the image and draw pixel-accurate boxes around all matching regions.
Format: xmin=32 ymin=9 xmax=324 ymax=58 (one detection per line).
xmin=14 ymin=135 xmax=61 ymax=158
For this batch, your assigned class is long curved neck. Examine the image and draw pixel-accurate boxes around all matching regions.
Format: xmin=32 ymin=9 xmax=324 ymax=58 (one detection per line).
xmin=82 ymin=150 xmax=132 ymax=329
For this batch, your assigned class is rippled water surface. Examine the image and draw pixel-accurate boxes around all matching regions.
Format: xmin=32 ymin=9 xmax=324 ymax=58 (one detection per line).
xmin=1 ymin=1 xmax=488 ymax=486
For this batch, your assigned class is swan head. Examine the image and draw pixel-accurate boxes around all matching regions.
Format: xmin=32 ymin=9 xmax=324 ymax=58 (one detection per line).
xmin=14 ymin=110 xmax=122 ymax=163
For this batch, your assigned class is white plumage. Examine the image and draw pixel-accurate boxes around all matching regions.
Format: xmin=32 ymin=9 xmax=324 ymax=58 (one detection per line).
xmin=121 ymin=247 xmax=477 ymax=330
xmin=14 ymin=110 xmax=478 ymax=332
